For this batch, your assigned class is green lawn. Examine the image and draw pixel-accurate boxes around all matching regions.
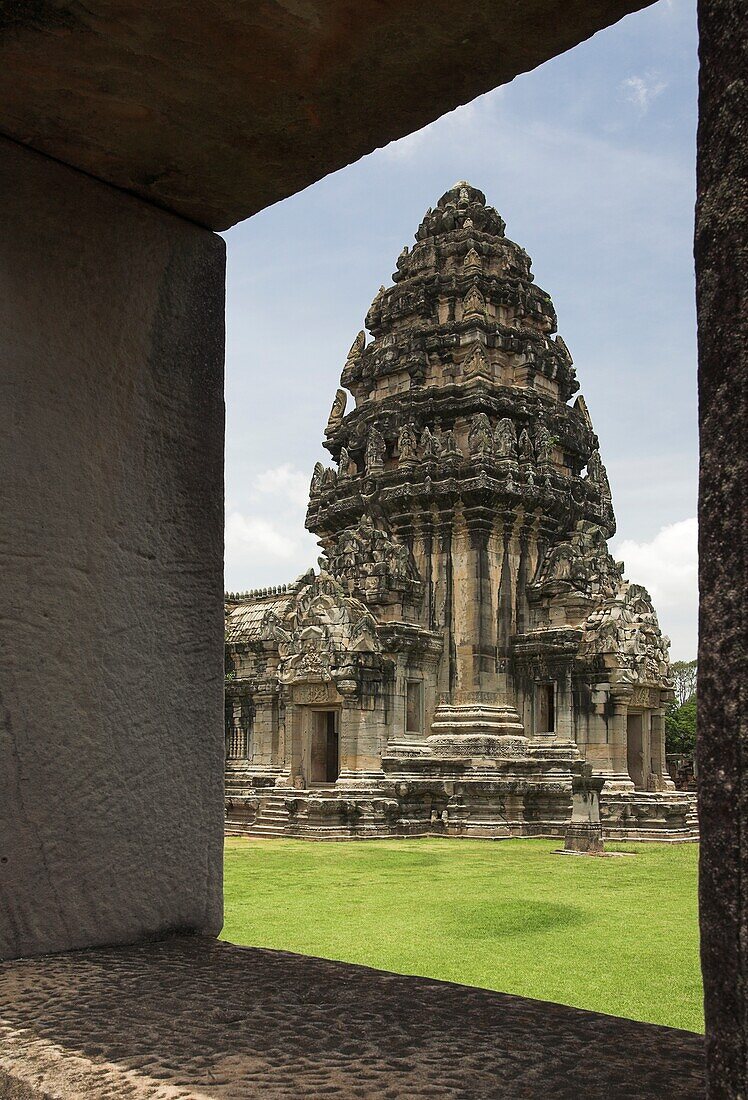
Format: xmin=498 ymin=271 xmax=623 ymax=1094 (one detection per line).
xmin=222 ymin=836 xmax=703 ymax=1033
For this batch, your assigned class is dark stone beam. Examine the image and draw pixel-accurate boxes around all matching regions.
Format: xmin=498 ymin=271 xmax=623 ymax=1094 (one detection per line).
xmin=0 ymin=0 xmax=655 ymax=230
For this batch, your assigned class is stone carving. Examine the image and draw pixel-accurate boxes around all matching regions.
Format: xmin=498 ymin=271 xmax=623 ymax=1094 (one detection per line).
xmin=581 ymin=582 xmax=671 ymax=686
xmin=338 ymin=446 xmax=352 ymax=479
xmin=535 ymin=424 xmax=553 ymax=467
xmin=262 ymin=572 xmax=380 ymax=690
xmin=463 ymin=247 xmax=482 ymax=270
xmin=441 ymin=428 xmax=461 ymax=461
xmin=347 ymin=330 xmax=365 ymax=362
xmin=462 ymin=342 xmax=491 ymax=379
xmin=325 ymin=388 xmax=347 ymax=434
xmin=517 ymin=427 xmax=535 ymax=464
xmin=310 ymin=463 xmax=337 ymax=495
xmin=323 ymin=514 xmax=420 ymax=604
xmin=531 ymin=521 xmax=624 ymax=602
xmin=309 ymin=461 xmax=325 ymax=497
xmin=493 ymin=417 xmax=517 ymax=459
xmin=365 ymin=426 xmax=386 ymax=472
xmin=397 ymin=422 xmax=418 ymax=465
xmin=420 ymin=425 xmax=442 ymax=460
xmin=468 ymin=412 xmax=493 ymax=457
xmin=587 ymin=449 xmax=611 ymax=498
xmin=462 ymin=285 xmax=486 ymax=319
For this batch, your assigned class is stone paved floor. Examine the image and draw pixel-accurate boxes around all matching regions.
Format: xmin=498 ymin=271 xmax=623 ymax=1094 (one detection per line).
xmin=0 ymin=935 xmax=704 ymax=1099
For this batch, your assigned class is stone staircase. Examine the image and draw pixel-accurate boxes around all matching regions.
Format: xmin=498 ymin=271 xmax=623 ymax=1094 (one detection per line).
xmin=249 ymin=793 xmax=292 ymax=838
xmin=685 ymin=797 xmax=700 ymax=836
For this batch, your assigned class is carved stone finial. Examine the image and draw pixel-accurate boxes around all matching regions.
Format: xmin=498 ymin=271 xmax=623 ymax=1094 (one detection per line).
xmin=346 ymin=331 xmax=366 ymax=362
xmin=325 ymin=388 xmax=347 ymax=434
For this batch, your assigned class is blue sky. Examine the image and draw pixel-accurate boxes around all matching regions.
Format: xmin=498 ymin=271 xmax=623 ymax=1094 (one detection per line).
xmin=223 ymin=0 xmax=698 ymax=659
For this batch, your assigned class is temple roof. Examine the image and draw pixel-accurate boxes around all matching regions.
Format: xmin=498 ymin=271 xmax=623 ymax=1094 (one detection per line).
xmin=225 ymin=593 xmax=295 ymax=645
xmin=415 ymin=181 xmax=506 ymax=240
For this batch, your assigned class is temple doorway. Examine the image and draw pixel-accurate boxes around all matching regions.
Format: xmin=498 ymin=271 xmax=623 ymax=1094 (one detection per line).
xmin=627 ymin=713 xmax=644 ymax=789
xmin=309 ymin=710 xmax=340 ymax=785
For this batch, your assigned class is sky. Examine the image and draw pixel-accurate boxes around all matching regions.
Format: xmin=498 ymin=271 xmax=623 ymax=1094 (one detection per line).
xmin=223 ymin=0 xmax=698 ymax=660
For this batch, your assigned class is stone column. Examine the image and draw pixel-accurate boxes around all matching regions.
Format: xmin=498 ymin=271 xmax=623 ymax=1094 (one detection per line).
xmin=651 ymin=708 xmax=675 ymax=791
xmin=0 ymin=137 xmax=225 ymax=960
xmin=607 ymin=691 xmax=634 ymax=790
xmin=695 ymin=0 xmax=747 ymax=1090
xmin=283 ymin=703 xmax=305 ymax=787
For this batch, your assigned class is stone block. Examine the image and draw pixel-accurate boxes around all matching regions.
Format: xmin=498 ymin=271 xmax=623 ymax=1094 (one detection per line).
xmin=0 ymin=137 xmax=225 ymax=960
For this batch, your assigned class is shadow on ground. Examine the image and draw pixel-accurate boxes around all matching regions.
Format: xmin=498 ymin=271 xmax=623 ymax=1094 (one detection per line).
xmin=0 ymin=934 xmax=704 ymax=1098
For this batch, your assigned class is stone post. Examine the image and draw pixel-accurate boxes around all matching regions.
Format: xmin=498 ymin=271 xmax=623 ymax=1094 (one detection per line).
xmin=651 ymin=708 xmax=675 ymax=791
xmin=564 ymin=763 xmax=605 ymax=854
xmin=608 ymin=690 xmax=634 ymax=790
xmin=0 ymin=137 xmax=225 ymax=960
xmin=695 ymin=0 xmax=748 ymax=1090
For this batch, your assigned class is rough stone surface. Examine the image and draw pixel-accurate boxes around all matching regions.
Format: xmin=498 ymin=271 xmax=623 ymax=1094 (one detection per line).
xmin=695 ymin=0 xmax=748 ymax=1094
xmin=0 ymin=1 xmax=654 ymax=230
xmin=0 ymin=935 xmax=705 ymax=1098
xmin=0 ymin=136 xmax=226 ymax=960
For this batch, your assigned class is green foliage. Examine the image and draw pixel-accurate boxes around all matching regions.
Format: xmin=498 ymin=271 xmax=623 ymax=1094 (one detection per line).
xmin=666 ymin=695 xmax=697 ymax=754
xmin=222 ymin=837 xmax=702 ymax=1033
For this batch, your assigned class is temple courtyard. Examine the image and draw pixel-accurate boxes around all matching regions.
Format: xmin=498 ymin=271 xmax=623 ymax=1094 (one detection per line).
xmin=223 ymin=836 xmax=702 ymax=1035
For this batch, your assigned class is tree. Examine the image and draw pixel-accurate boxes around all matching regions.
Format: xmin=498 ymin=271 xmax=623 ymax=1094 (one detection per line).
xmin=670 ymin=659 xmax=698 ymax=707
xmin=665 ymin=695 xmax=697 ymax=755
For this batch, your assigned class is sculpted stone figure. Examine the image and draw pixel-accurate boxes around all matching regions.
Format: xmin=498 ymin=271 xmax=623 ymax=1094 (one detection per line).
xmin=468 ymin=412 xmax=493 ymax=457
xmin=338 ymin=446 xmax=352 ymax=480
xmin=347 ymin=330 xmax=366 ymax=362
xmin=365 ymin=426 xmax=386 ymax=472
xmin=442 ymin=428 xmax=460 ymax=459
xmin=517 ymin=427 xmax=535 ymax=464
xmin=493 ymin=417 xmax=517 ymax=459
xmin=397 ymin=422 xmax=418 ymax=464
xmin=587 ymin=449 xmax=612 ymax=498
xmin=535 ymin=424 xmax=553 ymax=467
xmin=420 ymin=425 xmax=441 ymax=460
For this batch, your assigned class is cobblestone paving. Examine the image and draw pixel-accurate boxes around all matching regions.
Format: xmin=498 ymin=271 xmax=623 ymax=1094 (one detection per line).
xmin=0 ymin=936 xmax=704 ymax=1098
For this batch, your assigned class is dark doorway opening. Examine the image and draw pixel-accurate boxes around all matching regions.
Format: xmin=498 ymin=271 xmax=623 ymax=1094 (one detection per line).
xmin=311 ymin=710 xmax=339 ymax=784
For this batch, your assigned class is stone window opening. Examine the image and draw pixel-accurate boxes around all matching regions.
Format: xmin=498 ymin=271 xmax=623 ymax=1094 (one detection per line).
xmin=535 ymin=682 xmax=555 ymax=735
xmin=225 ymin=696 xmax=252 ymax=760
xmin=406 ymin=679 xmax=423 ymax=735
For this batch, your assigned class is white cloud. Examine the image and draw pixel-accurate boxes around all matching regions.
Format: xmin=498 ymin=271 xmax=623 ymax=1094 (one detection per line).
xmin=621 ymin=72 xmax=667 ymax=112
xmin=224 ymin=464 xmax=319 ymax=591
xmin=612 ymin=517 xmax=698 ymax=659
xmin=225 ymin=512 xmax=298 ymax=561
xmin=252 ymin=463 xmax=310 ymax=507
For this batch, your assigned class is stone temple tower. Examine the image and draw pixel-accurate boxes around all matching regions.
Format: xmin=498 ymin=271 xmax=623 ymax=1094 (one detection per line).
xmin=224 ymin=183 xmax=697 ymax=840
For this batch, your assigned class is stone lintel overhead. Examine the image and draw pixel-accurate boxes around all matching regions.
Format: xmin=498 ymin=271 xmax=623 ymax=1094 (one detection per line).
xmin=0 ymin=1 xmax=656 ymax=229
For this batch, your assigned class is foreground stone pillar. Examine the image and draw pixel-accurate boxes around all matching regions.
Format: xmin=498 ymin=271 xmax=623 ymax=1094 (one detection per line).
xmin=0 ymin=137 xmax=225 ymax=960
xmin=695 ymin=0 xmax=748 ymax=1093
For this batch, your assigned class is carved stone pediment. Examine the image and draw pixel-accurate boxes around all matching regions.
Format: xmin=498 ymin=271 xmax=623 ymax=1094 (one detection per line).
xmin=266 ymin=571 xmax=382 ymax=691
xmin=580 ymin=582 xmax=672 ymax=688
xmin=529 ymin=521 xmax=623 ymax=604
xmin=322 ymin=514 xmax=421 ymax=606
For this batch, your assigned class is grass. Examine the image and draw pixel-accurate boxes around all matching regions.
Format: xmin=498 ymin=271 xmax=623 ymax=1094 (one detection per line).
xmin=222 ymin=836 xmax=703 ymax=1033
